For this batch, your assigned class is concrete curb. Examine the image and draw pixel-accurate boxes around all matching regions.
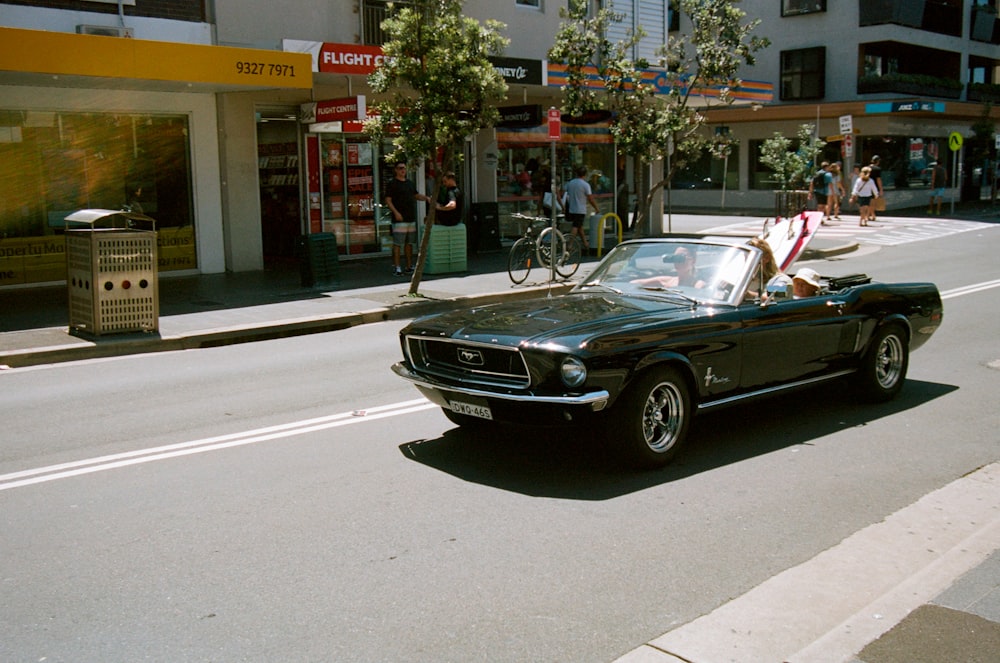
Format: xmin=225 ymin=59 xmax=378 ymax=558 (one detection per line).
xmin=0 ymin=282 xmax=576 ymax=369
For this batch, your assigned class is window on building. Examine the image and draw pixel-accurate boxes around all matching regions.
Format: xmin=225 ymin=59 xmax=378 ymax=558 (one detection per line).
xmin=0 ymin=110 xmax=196 ymax=284
xmin=516 ymin=0 xmax=542 ymax=7
xmin=781 ymin=0 xmax=826 ymax=17
xmin=780 ymin=47 xmax=825 ymax=101
xmin=361 ymin=0 xmax=392 ymax=45
xmin=673 ymin=145 xmax=739 ymax=191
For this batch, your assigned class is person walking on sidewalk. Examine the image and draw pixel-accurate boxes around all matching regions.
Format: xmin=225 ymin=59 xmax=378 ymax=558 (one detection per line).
xmin=928 ymin=162 xmax=947 ymax=215
xmin=564 ymin=164 xmax=600 ymax=251
xmin=808 ymin=161 xmax=833 ymax=224
xmin=849 ymin=166 xmax=879 ymax=226
xmin=867 ymin=155 xmax=884 ymax=224
xmin=829 ymin=162 xmax=845 ymax=220
xmin=385 ymin=161 xmax=430 ymax=276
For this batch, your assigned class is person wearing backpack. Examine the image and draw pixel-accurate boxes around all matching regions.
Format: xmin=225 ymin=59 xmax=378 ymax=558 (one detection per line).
xmin=808 ymin=161 xmax=833 ymax=224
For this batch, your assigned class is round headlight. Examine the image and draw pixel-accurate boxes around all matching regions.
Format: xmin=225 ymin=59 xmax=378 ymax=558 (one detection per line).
xmin=560 ymin=356 xmax=587 ymax=388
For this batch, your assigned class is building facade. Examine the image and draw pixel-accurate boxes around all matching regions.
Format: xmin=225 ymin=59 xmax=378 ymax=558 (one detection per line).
xmin=670 ymin=0 xmax=1000 ymax=213
xmin=2 ymin=0 xmax=997 ymax=289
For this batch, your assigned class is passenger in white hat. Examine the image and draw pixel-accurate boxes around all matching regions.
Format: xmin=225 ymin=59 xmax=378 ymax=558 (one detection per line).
xmin=792 ymin=267 xmax=821 ymax=298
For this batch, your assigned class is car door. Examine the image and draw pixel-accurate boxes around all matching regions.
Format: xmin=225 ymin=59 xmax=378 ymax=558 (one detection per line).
xmin=738 ymin=293 xmax=858 ymax=390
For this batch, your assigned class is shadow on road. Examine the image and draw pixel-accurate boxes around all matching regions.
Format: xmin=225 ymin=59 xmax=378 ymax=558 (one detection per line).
xmin=398 ymin=379 xmax=958 ymax=500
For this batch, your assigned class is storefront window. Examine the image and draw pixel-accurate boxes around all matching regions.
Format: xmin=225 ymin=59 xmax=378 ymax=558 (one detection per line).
xmin=858 ymin=136 xmax=948 ymax=189
xmin=0 ymin=110 xmax=195 ymax=285
xmin=673 ymin=145 xmax=740 ymax=191
xmin=495 ymin=124 xmax=616 ymax=239
xmin=318 ymin=134 xmax=395 ymax=255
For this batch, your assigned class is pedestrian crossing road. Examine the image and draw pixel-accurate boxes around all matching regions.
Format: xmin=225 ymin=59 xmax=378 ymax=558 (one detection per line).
xmin=702 ymin=215 xmax=995 ymax=247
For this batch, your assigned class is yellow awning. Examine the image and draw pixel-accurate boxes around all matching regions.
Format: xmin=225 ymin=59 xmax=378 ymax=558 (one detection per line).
xmin=0 ymin=27 xmax=313 ymax=92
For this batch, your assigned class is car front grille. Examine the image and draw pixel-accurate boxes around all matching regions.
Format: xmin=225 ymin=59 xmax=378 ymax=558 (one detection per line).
xmin=404 ymin=336 xmax=531 ymax=389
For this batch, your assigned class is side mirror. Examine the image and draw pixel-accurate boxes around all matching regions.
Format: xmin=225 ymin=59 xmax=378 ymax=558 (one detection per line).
xmin=766 ymin=282 xmax=791 ymax=300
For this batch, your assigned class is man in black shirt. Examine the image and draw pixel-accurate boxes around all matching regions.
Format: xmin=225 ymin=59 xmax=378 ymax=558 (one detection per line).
xmin=385 ymin=161 xmax=429 ymax=276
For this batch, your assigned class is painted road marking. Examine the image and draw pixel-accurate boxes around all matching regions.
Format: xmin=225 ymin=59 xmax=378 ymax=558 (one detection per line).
xmin=704 ymin=217 xmax=993 ymax=247
xmin=0 ymin=398 xmax=436 ymax=492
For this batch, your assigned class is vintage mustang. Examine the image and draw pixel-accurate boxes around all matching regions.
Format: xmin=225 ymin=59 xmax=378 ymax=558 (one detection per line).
xmin=391 ymin=236 xmax=943 ymax=468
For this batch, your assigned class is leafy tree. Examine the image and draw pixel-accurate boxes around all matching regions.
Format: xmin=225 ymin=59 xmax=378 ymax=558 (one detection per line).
xmin=759 ymin=123 xmax=826 ymax=191
xmin=548 ymin=0 xmax=769 ymax=236
xmin=365 ymin=0 xmax=508 ymax=295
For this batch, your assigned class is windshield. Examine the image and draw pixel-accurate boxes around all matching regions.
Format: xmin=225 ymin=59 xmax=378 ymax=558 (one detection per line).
xmin=577 ymin=240 xmax=756 ymax=305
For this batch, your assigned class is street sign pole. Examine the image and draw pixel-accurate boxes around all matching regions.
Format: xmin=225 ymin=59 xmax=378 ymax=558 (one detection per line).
xmin=548 ymin=108 xmax=561 ymax=287
xmin=949 ymin=131 xmax=963 ymax=216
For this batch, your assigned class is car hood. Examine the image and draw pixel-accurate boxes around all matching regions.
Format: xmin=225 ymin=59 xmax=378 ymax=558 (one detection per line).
xmin=404 ymin=292 xmax=699 ymax=348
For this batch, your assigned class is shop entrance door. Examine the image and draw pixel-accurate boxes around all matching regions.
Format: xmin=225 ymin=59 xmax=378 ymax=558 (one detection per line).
xmin=257 ymin=108 xmax=302 ymax=265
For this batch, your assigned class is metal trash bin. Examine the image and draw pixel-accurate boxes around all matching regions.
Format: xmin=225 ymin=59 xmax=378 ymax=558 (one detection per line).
xmin=64 ymin=209 xmax=158 ymax=336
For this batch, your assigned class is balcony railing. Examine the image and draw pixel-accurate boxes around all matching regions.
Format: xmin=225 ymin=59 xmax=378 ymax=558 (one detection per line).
xmin=968 ymin=82 xmax=1000 ymax=103
xmin=858 ymin=74 xmax=964 ymax=99
xmin=362 ymin=0 xmax=392 ymax=46
xmin=859 ymin=0 xmax=962 ymax=37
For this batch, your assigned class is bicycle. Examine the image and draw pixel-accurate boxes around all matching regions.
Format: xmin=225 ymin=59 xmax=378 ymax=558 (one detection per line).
xmin=507 ymin=213 xmax=583 ymax=284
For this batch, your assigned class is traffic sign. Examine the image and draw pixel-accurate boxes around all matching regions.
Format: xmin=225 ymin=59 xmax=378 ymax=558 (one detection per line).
xmin=547 ymin=107 xmax=561 ymax=141
xmin=842 ymin=134 xmax=853 ymax=158
xmin=949 ymin=132 xmax=963 ymax=152
xmin=839 ymin=115 xmax=853 ymax=135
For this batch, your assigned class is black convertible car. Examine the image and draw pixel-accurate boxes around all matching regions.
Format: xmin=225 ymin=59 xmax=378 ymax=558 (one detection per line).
xmin=392 ymin=237 xmax=943 ymax=468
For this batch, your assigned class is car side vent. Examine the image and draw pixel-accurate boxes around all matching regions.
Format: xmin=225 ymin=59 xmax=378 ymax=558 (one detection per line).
xmin=77 ymin=24 xmax=135 ymax=38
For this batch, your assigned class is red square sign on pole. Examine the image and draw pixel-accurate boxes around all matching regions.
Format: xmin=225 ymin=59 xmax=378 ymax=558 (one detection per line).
xmin=548 ymin=107 xmax=561 ymax=141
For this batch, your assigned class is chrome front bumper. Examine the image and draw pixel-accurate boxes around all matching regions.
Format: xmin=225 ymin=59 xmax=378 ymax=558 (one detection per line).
xmin=391 ymin=362 xmax=610 ymax=411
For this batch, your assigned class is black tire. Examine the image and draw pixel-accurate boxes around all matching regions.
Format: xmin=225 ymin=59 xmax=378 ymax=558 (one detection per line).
xmin=555 ymin=233 xmax=582 ymax=278
xmin=856 ymin=324 xmax=909 ymax=402
xmin=507 ymin=238 xmax=533 ymax=284
xmin=610 ymin=366 xmax=692 ymax=469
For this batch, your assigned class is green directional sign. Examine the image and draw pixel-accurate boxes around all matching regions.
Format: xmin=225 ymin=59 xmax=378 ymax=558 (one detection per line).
xmin=948 ymin=132 xmax=963 ymax=152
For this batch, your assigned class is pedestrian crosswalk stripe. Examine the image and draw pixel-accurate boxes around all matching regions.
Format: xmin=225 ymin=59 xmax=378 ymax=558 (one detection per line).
xmin=702 ymin=217 xmax=994 ymax=247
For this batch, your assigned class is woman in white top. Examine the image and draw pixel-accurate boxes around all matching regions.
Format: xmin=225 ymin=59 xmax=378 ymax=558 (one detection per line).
xmin=850 ymin=166 xmax=879 ymax=227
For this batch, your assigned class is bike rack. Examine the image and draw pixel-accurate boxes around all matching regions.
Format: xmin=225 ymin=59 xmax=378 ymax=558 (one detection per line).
xmin=595 ymin=213 xmax=624 ymax=257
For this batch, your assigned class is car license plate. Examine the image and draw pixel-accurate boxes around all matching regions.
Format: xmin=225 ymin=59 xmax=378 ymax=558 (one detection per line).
xmin=450 ymin=400 xmax=493 ymax=420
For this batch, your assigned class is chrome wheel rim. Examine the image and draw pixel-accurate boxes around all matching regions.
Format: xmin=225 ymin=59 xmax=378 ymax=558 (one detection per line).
xmin=876 ymin=334 xmax=904 ymax=389
xmin=641 ymin=381 xmax=684 ymax=453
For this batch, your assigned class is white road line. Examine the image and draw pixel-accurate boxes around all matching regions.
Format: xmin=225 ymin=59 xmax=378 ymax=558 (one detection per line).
xmin=941 ymin=279 xmax=1000 ymax=299
xmin=703 ymin=218 xmax=994 ymax=247
xmin=0 ymin=398 xmax=435 ymax=492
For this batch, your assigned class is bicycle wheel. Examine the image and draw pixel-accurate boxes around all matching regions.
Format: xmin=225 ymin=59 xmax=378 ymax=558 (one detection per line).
xmin=536 ymin=227 xmax=565 ymax=271
xmin=555 ymin=232 xmax=583 ymax=278
xmin=507 ymin=238 xmax=534 ymax=284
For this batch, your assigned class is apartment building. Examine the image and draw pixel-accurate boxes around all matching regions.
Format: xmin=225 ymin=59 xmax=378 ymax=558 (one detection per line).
xmin=678 ymin=0 xmax=1000 ymax=212
xmin=1 ymin=1 xmax=997 ymax=289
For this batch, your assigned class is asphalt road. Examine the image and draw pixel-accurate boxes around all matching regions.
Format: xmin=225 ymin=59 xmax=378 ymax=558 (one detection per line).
xmin=1 ymin=226 xmax=997 ymax=662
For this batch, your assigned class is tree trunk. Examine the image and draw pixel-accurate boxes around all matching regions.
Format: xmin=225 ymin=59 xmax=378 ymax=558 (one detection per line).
xmin=408 ymin=145 xmax=454 ymax=296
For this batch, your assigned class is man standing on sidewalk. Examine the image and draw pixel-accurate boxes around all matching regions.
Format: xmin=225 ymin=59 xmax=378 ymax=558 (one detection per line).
xmin=385 ymin=161 xmax=430 ymax=276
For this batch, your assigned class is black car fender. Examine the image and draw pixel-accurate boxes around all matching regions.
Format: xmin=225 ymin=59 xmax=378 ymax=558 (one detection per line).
xmin=618 ymin=350 xmax=701 ymax=402
xmin=864 ymin=313 xmax=912 ymax=353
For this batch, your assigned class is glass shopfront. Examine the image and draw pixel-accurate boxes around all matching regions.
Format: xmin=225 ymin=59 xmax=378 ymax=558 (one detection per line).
xmin=313 ymin=133 xmax=395 ymax=255
xmin=496 ymin=123 xmax=617 ymax=239
xmin=0 ymin=109 xmax=195 ymax=286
